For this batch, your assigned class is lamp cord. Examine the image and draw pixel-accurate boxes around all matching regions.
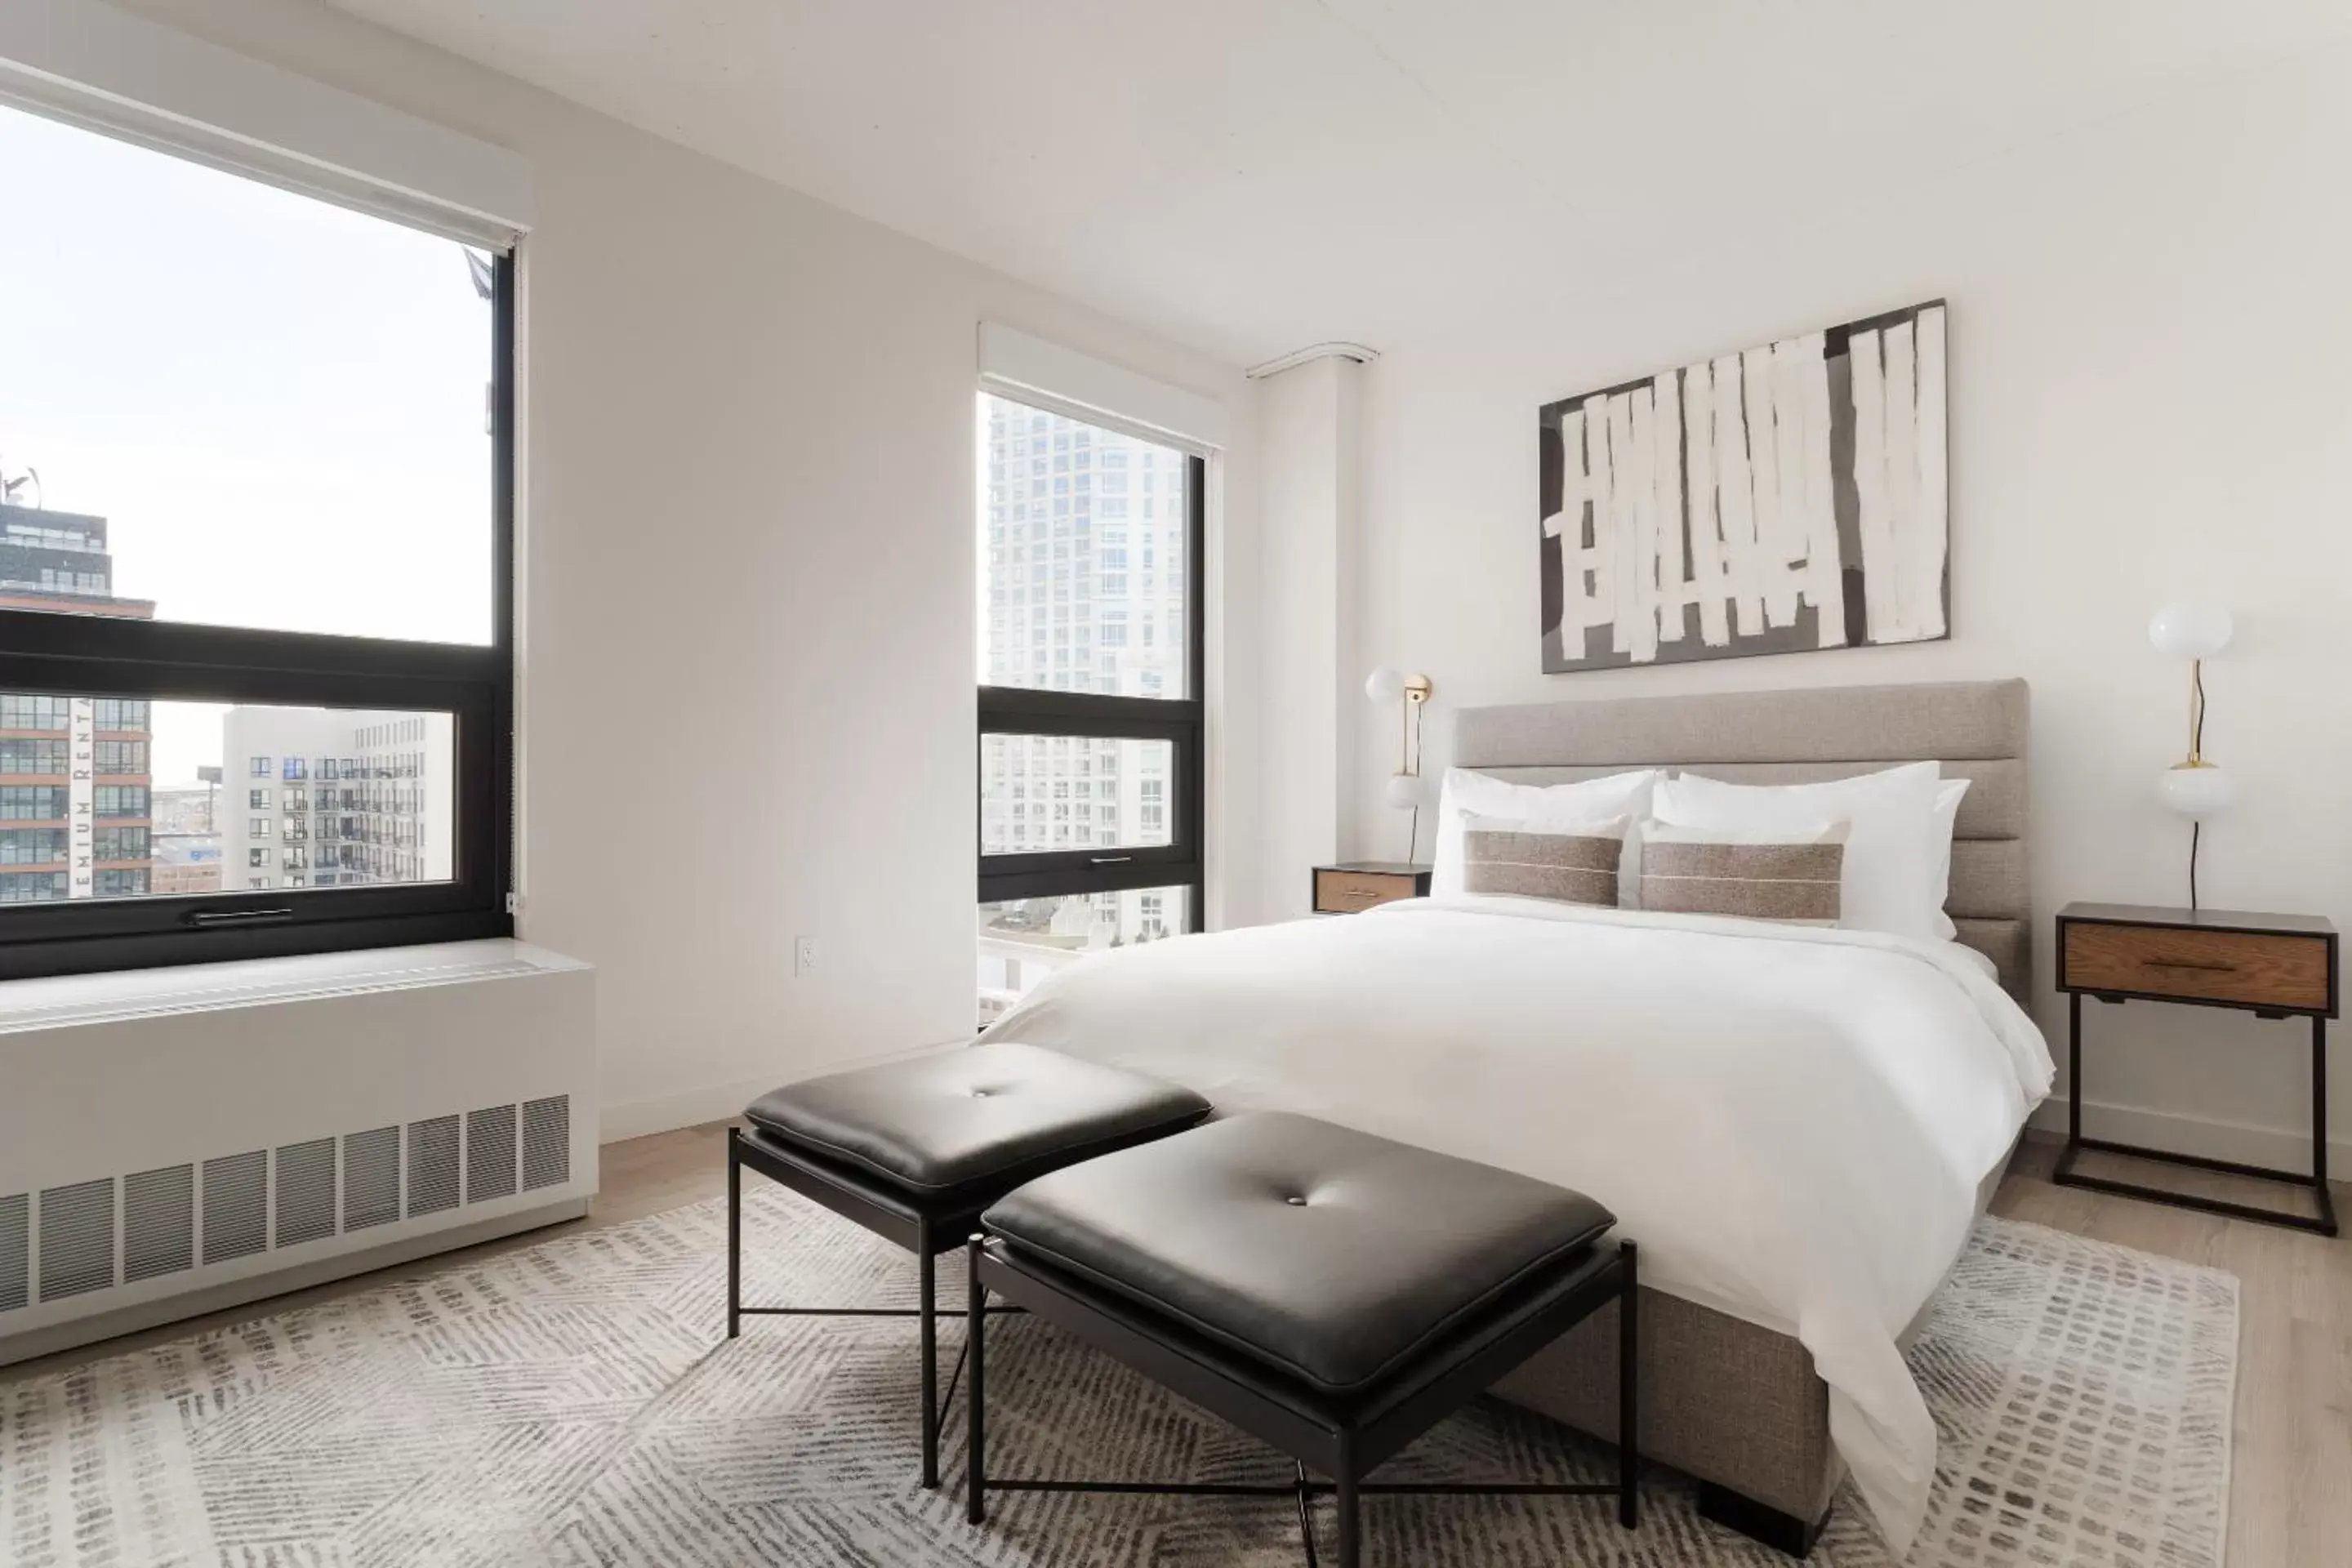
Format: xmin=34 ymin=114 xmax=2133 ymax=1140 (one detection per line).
xmin=1406 ymin=804 xmax=1420 ymax=864
xmin=2189 ymin=821 xmax=2200 ymax=912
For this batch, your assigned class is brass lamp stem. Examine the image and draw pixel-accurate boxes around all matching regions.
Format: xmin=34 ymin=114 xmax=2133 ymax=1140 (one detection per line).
xmin=1402 ymin=679 xmax=1431 ymax=777
xmin=2185 ymin=657 xmax=2207 ymax=765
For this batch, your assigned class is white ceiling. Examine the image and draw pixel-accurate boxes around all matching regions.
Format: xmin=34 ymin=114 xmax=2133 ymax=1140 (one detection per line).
xmin=323 ymin=0 xmax=2349 ymax=366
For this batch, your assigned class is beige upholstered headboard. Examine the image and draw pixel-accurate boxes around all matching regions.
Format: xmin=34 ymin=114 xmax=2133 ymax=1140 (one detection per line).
xmin=1450 ymin=679 xmax=2031 ymax=998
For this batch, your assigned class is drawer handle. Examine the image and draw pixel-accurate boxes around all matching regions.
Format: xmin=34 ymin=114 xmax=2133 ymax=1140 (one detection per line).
xmin=2142 ymin=958 xmax=2238 ymax=973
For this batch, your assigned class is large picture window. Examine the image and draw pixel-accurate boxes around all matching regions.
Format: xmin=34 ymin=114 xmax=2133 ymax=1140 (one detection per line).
xmin=976 ymin=394 xmax=1204 ymax=1026
xmin=0 ymin=102 xmax=512 ymax=978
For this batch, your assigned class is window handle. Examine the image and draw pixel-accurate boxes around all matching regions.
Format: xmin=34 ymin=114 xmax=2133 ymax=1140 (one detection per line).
xmin=1089 ymin=854 xmax=1134 ymax=865
xmin=185 ymin=906 xmax=295 ymax=929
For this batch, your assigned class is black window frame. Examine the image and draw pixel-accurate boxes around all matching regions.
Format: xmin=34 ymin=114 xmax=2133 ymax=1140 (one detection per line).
xmin=978 ymin=418 xmax=1205 ymax=928
xmin=0 ymin=249 xmax=515 ymax=980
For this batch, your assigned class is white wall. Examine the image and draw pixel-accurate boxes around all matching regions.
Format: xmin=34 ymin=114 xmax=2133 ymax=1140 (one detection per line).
xmin=103 ymin=0 xmax=1257 ymax=1139
xmin=1343 ymin=48 xmax=2352 ymax=1167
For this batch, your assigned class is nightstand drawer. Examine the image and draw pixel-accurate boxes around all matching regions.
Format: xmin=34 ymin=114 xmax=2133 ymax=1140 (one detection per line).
xmin=2061 ymin=921 xmax=2332 ymax=1012
xmin=1313 ymin=868 xmax=1420 ymax=914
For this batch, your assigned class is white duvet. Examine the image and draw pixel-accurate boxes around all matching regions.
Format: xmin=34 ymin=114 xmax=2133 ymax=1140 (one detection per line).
xmin=987 ymin=895 xmax=2054 ymax=1552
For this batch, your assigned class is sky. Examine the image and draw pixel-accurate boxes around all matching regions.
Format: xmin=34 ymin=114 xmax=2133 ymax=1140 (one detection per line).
xmin=0 ymin=103 xmax=494 ymax=786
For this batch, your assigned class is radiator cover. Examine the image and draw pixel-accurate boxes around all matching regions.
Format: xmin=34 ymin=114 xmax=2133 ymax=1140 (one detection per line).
xmin=0 ymin=939 xmax=595 ymax=1365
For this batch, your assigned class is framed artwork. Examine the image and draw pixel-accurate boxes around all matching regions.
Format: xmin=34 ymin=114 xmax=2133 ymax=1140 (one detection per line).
xmin=1539 ymin=300 xmax=1949 ymax=673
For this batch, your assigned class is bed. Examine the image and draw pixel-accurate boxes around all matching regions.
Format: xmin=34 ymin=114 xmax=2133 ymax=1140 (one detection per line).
xmin=986 ymin=678 xmax=2047 ymax=1555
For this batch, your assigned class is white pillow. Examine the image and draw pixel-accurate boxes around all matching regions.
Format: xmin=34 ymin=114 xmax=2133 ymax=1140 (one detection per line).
xmin=1432 ymin=767 xmax=1659 ymax=904
xmin=1929 ymin=777 xmax=1971 ymax=941
xmin=1650 ymin=762 xmax=1945 ymax=939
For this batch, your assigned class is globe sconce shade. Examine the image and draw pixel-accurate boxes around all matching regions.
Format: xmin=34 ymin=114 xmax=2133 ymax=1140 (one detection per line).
xmin=1364 ymin=668 xmax=1432 ymax=706
xmin=2157 ymin=764 xmax=2235 ymax=820
xmin=1384 ymin=773 xmax=1428 ymax=811
xmin=2147 ymin=604 xmax=2233 ymax=661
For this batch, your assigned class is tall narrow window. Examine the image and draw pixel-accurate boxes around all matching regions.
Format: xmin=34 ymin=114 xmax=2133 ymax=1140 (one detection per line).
xmin=0 ymin=101 xmax=512 ymax=978
xmin=976 ymin=394 xmax=1203 ymax=1026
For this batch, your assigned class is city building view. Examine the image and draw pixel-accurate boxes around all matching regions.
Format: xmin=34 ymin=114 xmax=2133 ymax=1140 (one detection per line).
xmin=0 ymin=479 xmax=451 ymax=902
xmin=0 ymin=501 xmax=159 ymax=903
xmin=222 ymin=707 xmax=452 ymax=891
xmin=974 ymin=394 xmax=1191 ymax=1023
xmin=150 ymin=781 xmax=224 ymax=894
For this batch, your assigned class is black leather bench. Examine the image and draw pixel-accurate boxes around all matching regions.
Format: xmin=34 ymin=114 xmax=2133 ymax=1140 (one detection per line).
xmin=964 ymin=1111 xmax=1639 ymax=1567
xmin=727 ymin=1042 xmax=1209 ymax=1486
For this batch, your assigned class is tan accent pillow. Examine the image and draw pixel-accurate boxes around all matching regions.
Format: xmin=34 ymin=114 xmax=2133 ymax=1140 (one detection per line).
xmin=1638 ymin=819 xmax=1849 ymax=925
xmin=1460 ymin=813 xmax=1630 ymax=907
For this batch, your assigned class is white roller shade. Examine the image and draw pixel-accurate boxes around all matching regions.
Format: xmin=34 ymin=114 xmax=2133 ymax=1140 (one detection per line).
xmin=978 ymin=323 xmax=1227 ymax=453
xmin=0 ymin=0 xmax=532 ymax=249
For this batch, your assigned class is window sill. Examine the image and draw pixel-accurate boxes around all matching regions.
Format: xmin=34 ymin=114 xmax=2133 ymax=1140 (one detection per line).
xmin=0 ymin=938 xmax=588 ymax=1035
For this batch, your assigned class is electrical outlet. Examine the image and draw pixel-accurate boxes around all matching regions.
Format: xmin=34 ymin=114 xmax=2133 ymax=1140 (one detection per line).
xmin=795 ymin=935 xmax=819 ymax=977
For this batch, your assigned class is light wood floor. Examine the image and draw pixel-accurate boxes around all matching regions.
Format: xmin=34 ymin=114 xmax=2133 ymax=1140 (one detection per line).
xmin=7 ymin=1122 xmax=2345 ymax=1565
xmin=1992 ymin=1136 xmax=2350 ymax=1568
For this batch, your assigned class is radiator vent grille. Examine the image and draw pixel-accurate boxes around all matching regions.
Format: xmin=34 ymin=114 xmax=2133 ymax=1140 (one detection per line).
xmin=0 ymin=1194 xmax=27 ymax=1312
xmin=341 ymin=1127 xmax=400 ymax=1232
xmin=38 ymin=1178 xmax=115 ymax=1301
xmin=406 ymin=1116 xmax=460 ymax=1218
xmin=122 ymin=1165 xmax=194 ymax=1284
xmin=202 ymin=1152 xmax=267 ymax=1266
xmin=8 ymin=1090 xmax=576 ymax=1321
xmin=274 ymin=1140 xmax=336 ymax=1250
xmin=521 ymin=1095 xmax=570 ymax=1193
xmin=466 ymin=1106 xmax=516 ymax=1205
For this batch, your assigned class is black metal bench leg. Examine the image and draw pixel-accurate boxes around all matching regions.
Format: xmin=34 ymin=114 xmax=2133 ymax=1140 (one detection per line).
xmin=725 ymin=1127 xmax=741 ymax=1341
xmin=966 ymin=1235 xmax=987 ymax=1526
xmin=919 ymin=1219 xmax=938 ymax=1489
xmin=1334 ymin=1458 xmax=1359 ymax=1568
xmin=1619 ymin=1240 xmax=1639 ymax=1529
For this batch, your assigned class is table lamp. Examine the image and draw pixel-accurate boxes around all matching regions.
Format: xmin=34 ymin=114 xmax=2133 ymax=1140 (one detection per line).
xmin=1365 ymin=667 xmax=1432 ymax=862
xmin=2148 ymin=603 xmax=2234 ymax=909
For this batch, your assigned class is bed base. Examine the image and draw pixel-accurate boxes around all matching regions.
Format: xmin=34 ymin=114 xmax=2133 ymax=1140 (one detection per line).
xmin=1699 ymin=1482 xmax=1831 ymax=1557
xmin=1493 ymin=1138 xmax=2015 ymax=1557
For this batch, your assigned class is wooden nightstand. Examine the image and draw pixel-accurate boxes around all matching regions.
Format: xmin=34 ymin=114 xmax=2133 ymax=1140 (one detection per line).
xmin=2055 ymin=902 xmax=2339 ymax=1236
xmin=1310 ymin=862 xmax=1431 ymax=915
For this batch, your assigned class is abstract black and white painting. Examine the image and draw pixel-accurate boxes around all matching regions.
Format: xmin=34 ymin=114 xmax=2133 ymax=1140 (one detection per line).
xmin=1539 ymin=300 xmax=1949 ymax=673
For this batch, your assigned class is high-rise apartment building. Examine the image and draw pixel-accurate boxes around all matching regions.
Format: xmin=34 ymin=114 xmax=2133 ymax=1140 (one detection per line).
xmin=0 ymin=506 xmax=156 ymax=621
xmin=975 ymin=399 xmax=1191 ymax=1020
xmin=220 ymin=709 xmax=453 ymax=891
xmin=0 ymin=501 xmax=158 ymax=902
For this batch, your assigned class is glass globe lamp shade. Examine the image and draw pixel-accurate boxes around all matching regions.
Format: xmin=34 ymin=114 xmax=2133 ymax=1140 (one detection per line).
xmin=2148 ymin=604 xmax=2233 ymax=661
xmin=1383 ymin=772 xmax=1428 ymax=810
xmin=2156 ymin=764 xmax=2234 ymax=819
xmin=1365 ymin=667 xmax=1404 ymax=703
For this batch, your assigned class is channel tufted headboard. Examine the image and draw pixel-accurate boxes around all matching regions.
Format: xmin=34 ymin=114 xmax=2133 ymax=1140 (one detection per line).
xmin=1450 ymin=679 xmax=2031 ymax=999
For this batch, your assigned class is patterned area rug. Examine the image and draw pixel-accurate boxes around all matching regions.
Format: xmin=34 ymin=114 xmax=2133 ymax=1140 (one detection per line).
xmin=0 ymin=1190 xmax=2237 ymax=1567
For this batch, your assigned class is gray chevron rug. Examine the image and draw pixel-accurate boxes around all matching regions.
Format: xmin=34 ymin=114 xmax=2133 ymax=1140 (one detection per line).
xmin=0 ymin=1191 xmax=2236 ymax=1567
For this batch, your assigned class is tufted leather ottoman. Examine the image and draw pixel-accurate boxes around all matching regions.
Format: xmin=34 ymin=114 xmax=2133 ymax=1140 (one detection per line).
xmin=965 ymin=1111 xmax=1639 ymax=1567
xmin=727 ymin=1041 xmax=1208 ymax=1486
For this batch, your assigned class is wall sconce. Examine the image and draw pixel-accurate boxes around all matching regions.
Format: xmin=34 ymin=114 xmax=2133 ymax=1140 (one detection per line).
xmin=1365 ymin=667 xmax=1433 ymax=861
xmin=2148 ymin=603 xmax=2234 ymax=909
